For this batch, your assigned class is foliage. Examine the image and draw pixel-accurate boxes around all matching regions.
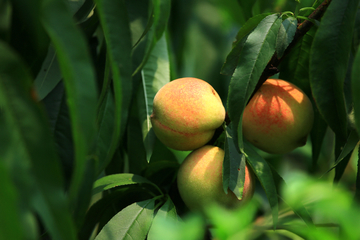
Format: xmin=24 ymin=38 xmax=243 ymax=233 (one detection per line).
xmin=1 ymin=0 xmax=360 ymax=239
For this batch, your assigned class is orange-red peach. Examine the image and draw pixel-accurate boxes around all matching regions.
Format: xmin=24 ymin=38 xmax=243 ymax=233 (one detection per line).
xmin=177 ymin=145 xmax=255 ymax=212
xmin=150 ymin=78 xmax=225 ymax=151
xmin=242 ymin=79 xmax=314 ymax=154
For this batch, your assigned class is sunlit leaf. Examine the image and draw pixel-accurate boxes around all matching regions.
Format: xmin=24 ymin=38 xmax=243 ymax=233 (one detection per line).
xmin=227 ymin=13 xmax=282 ymax=152
xmin=139 ymin=32 xmax=170 ymax=162
xmin=93 ymin=173 xmax=162 ymax=196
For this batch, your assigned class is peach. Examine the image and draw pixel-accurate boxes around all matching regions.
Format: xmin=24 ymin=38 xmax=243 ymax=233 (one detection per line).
xmin=150 ymin=77 xmax=225 ymax=151
xmin=177 ymin=145 xmax=255 ymax=212
xmin=242 ymin=79 xmax=314 ymax=154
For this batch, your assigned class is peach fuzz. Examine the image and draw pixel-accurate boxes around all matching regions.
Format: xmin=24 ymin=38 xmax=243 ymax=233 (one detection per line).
xmin=177 ymin=145 xmax=255 ymax=212
xmin=150 ymin=77 xmax=225 ymax=151
xmin=242 ymin=79 xmax=314 ymax=154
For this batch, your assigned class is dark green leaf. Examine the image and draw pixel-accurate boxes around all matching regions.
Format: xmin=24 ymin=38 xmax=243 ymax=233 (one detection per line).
xmin=94 ymin=89 xmax=116 ymax=173
xmin=95 ymin=0 xmax=133 ymax=170
xmin=310 ymin=0 xmax=360 ymax=141
xmin=352 ymin=44 xmax=360 ymax=136
xmin=42 ymin=81 xmax=74 ymax=188
xmin=0 ymin=162 xmax=24 ymax=240
xmin=0 ymin=0 xmax=11 ymax=41
xmin=323 ymin=130 xmax=359 ymax=177
xmin=33 ymin=45 xmax=62 ymax=101
xmin=221 ymin=12 xmax=273 ymax=75
xmin=244 ymin=140 xmax=278 ymax=228
xmin=223 ymin=125 xmax=246 ymax=200
xmin=0 ymin=41 xmax=77 ymax=240
xmin=94 ymin=199 xmax=155 ymax=240
xmin=227 ymin=13 xmax=282 ymax=152
xmin=41 ymin=0 xmax=98 ymax=208
xmin=93 ymin=173 xmax=162 ymax=196
xmin=276 ymin=17 xmax=297 ymax=58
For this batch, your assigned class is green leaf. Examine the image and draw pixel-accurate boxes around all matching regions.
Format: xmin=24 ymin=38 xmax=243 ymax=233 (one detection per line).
xmin=279 ymin=26 xmax=317 ymax=96
xmin=42 ymin=82 xmax=74 ymax=188
xmin=94 ymin=199 xmax=155 ymax=240
xmin=221 ymin=12 xmax=273 ymax=76
xmin=127 ymin=98 xmax=149 ymax=175
xmin=148 ymin=197 xmax=179 ymax=240
xmin=0 ymin=41 xmax=77 ymax=240
xmin=243 ymin=140 xmax=278 ymax=228
xmin=227 ymin=13 xmax=282 ymax=152
xmin=133 ymin=0 xmax=171 ymax=76
xmin=276 ymin=16 xmax=297 ymax=58
xmin=93 ymin=173 xmax=162 ymax=196
xmin=41 ymin=0 xmax=98 ymax=209
xmin=139 ymin=32 xmax=170 ymax=162
xmin=146 ymin=213 xmax=204 ymax=240
xmin=0 ymin=162 xmax=24 ymax=240
xmin=95 ymin=0 xmax=133 ymax=171
xmin=352 ymin=44 xmax=360 ymax=136
xmin=310 ymin=0 xmax=360 ymax=141
xmin=322 ymin=130 xmax=359 ymax=177
xmin=33 ymin=45 xmax=62 ymax=101
xmin=94 ymin=89 xmax=115 ymax=173
xmin=223 ymin=125 xmax=246 ymax=200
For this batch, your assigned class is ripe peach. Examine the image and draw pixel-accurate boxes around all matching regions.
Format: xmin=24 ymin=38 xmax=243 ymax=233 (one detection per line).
xmin=177 ymin=145 xmax=255 ymax=212
xmin=242 ymin=79 xmax=314 ymax=154
xmin=150 ymin=78 xmax=225 ymax=151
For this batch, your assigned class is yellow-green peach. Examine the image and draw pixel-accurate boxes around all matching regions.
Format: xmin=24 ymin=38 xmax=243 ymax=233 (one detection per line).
xmin=177 ymin=145 xmax=255 ymax=212
xmin=242 ymin=79 xmax=314 ymax=154
xmin=151 ymin=77 xmax=225 ymax=151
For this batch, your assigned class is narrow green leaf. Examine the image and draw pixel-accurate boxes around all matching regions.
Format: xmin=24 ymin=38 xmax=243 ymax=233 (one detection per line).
xmin=127 ymin=98 xmax=149 ymax=175
xmin=310 ymin=0 xmax=360 ymax=141
xmin=322 ymin=130 xmax=359 ymax=177
xmin=223 ymin=125 xmax=246 ymax=200
xmin=279 ymin=26 xmax=317 ymax=96
xmin=95 ymin=0 xmax=133 ymax=170
xmin=41 ymin=0 xmax=98 ymax=207
xmin=139 ymin=32 xmax=170 ymax=162
xmin=148 ymin=198 xmax=179 ymax=240
xmin=42 ymin=82 xmax=74 ymax=188
xmin=243 ymin=140 xmax=278 ymax=228
xmin=276 ymin=17 xmax=297 ymax=58
xmin=132 ymin=0 xmax=171 ymax=76
xmin=221 ymin=12 xmax=273 ymax=75
xmin=352 ymin=44 xmax=360 ymax=136
xmin=0 ymin=41 xmax=77 ymax=240
xmin=94 ymin=89 xmax=116 ymax=173
xmin=33 ymin=45 xmax=62 ymax=101
xmin=93 ymin=173 xmax=162 ymax=196
xmin=95 ymin=199 xmax=155 ymax=240
xmin=227 ymin=13 xmax=282 ymax=152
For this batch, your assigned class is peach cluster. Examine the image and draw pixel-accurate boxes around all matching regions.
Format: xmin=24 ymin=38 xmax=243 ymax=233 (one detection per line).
xmin=151 ymin=77 xmax=255 ymax=212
